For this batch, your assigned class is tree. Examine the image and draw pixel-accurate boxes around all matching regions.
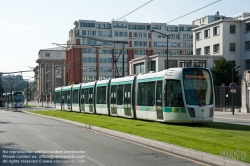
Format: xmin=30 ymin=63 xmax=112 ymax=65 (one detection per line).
xmin=210 ymin=58 xmax=241 ymax=86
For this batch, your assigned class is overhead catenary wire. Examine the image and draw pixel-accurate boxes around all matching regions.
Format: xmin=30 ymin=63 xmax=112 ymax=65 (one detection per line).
xmin=115 ymin=0 xmax=154 ymax=21
xmin=166 ymin=0 xmax=221 ymax=24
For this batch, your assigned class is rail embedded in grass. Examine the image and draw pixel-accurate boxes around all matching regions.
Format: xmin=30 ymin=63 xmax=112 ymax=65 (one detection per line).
xmin=29 ymin=110 xmax=250 ymax=163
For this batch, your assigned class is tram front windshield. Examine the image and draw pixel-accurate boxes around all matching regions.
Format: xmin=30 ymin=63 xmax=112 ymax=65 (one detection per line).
xmin=183 ymin=68 xmax=213 ymax=106
xmin=14 ymin=92 xmax=23 ymax=102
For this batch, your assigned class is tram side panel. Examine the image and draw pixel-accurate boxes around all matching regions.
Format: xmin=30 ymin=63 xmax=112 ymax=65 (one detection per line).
xmin=109 ymin=76 xmax=136 ymax=119
xmin=95 ymin=84 xmax=109 ymax=115
xmin=71 ymin=84 xmax=81 ymax=112
xmin=79 ymin=81 xmax=97 ymax=114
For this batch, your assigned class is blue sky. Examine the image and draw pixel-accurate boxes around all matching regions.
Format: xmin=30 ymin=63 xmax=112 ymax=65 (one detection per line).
xmin=0 ymin=0 xmax=249 ymax=78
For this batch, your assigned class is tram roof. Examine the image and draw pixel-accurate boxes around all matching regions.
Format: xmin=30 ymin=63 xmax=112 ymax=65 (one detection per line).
xmin=62 ymin=85 xmax=72 ymax=91
xmin=96 ymin=79 xmax=110 ymax=86
xmin=72 ymin=84 xmax=81 ymax=90
xmin=80 ymin=81 xmax=96 ymax=88
xmin=110 ymin=75 xmax=135 ymax=84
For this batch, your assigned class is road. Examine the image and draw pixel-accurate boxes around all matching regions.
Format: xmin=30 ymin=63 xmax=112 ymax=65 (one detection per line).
xmin=0 ymin=109 xmax=209 ymax=166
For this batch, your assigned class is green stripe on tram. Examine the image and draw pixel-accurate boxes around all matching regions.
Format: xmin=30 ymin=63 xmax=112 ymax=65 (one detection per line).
xmin=163 ymin=107 xmax=186 ymax=113
xmin=111 ymin=81 xmax=133 ymax=85
xmin=137 ymin=77 xmax=163 ymax=82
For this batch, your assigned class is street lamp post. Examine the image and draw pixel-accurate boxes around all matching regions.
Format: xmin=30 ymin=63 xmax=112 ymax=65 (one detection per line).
xmin=150 ymin=30 xmax=172 ymax=69
xmin=231 ymin=65 xmax=240 ymax=115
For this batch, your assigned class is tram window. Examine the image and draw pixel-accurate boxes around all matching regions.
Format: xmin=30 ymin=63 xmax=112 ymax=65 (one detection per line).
xmin=138 ymin=83 xmax=145 ymax=106
xmin=97 ymin=87 xmax=101 ymax=103
xmin=124 ymin=84 xmax=131 ymax=104
xmin=102 ymin=86 xmax=106 ymax=104
xmin=146 ymin=81 xmax=155 ymax=106
xmin=82 ymin=89 xmax=87 ymax=104
xmin=81 ymin=89 xmax=85 ymax=104
xmin=67 ymin=91 xmax=71 ymax=104
xmin=97 ymin=86 xmax=106 ymax=104
xmin=117 ymin=85 xmax=123 ymax=105
xmin=62 ymin=91 xmax=66 ymax=104
xmin=165 ymin=80 xmax=184 ymax=107
xmin=111 ymin=85 xmax=117 ymax=104
xmin=72 ymin=90 xmax=78 ymax=104
xmin=156 ymin=81 xmax=162 ymax=106
xmin=89 ymin=88 xmax=93 ymax=104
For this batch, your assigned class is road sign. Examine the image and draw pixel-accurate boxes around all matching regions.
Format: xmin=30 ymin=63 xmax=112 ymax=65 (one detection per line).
xmin=0 ymin=97 xmax=4 ymax=101
xmin=229 ymin=82 xmax=237 ymax=90
xmin=230 ymin=90 xmax=236 ymax=93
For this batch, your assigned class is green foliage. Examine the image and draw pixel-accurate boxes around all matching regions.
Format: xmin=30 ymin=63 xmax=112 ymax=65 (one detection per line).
xmin=211 ymin=58 xmax=241 ymax=86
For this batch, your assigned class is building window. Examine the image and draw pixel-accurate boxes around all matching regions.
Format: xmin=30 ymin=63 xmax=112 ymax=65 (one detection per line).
xmin=169 ymin=60 xmax=177 ymax=68
xmin=134 ymin=63 xmax=144 ymax=74
xmin=179 ymin=60 xmax=191 ymax=67
xmin=213 ymin=44 xmax=220 ymax=53
xmin=129 ymin=24 xmax=146 ymax=30
xmin=214 ymin=17 xmax=220 ymax=21
xmin=196 ymin=32 xmax=201 ymax=40
xmin=194 ymin=60 xmax=206 ymax=67
xmin=45 ymin=53 xmax=50 ymax=57
xmin=150 ymin=61 xmax=156 ymax=72
xmin=246 ymin=41 xmax=250 ymax=50
xmin=213 ymin=26 xmax=220 ymax=35
xmin=230 ymin=43 xmax=236 ymax=51
xmin=204 ymin=29 xmax=210 ymax=38
xmin=230 ymin=25 xmax=236 ymax=33
xmin=134 ymin=41 xmax=147 ymax=47
xmin=196 ymin=48 xmax=201 ymax=55
xmin=246 ymin=23 xmax=250 ymax=32
xmin=204 ymin=46 xmax=210 ymax=54
xmin=246 ymin=60 xmax=250 ymax=70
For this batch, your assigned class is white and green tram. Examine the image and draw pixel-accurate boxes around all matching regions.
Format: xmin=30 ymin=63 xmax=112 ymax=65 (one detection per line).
xmin=54 ymin=67 xmax=214 ymax=123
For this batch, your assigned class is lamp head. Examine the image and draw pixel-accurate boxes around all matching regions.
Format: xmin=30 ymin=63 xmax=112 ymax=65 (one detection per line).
xmin=150 ymin=30 xmax=155 ymax=32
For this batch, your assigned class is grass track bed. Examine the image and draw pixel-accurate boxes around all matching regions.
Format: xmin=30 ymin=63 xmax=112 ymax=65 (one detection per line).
xmin=30 ymin=110 xmax=250 ymax=163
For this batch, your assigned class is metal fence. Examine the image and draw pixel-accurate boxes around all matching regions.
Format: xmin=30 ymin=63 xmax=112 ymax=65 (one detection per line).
xmin=214 ymin=85 xmax=241 ymax=108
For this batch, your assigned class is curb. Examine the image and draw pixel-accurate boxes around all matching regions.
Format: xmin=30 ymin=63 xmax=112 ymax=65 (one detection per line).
xmin=22 ymin=110 xmax=250 ymax=166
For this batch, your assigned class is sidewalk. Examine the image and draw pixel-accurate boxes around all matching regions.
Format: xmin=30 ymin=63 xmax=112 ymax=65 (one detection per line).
xmin=214 ymin=111 xmax=250 ymax=126
xmin=26 ymin=101 xmax=54 ymax=109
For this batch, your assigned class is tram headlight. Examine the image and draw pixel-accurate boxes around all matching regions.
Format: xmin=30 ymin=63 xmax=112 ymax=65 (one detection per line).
xmin=209 ymin=107 xmax=214 ymax=117
xmin=188 ymin=108 xmax=195 ymax=117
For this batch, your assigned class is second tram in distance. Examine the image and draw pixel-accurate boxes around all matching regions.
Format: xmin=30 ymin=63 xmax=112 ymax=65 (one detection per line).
xmin=2 ymin=91 xmax=25 ymax=108
xmin=55 ymin=67 xmax=215 ymax=123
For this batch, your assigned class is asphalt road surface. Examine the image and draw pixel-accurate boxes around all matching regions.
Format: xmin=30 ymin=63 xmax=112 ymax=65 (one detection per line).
xmin=0 ymin=109 xmax=211 ymax=166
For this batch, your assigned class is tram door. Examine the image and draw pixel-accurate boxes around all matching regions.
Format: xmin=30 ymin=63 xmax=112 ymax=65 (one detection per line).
xmin=156 ymin=81 xmax=163 ymax=120
xmin=110 ymin=85 xmax=117 ymax=115
xmin=124 ymin=84 xmax=132 ymax=117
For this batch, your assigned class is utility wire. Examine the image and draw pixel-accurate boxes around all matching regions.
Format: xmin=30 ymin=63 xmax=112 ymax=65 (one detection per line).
xmin=115 ymin=0 xmax=154 ymax=21
xmin=166 ymin=0 xmax=221 ymax=24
